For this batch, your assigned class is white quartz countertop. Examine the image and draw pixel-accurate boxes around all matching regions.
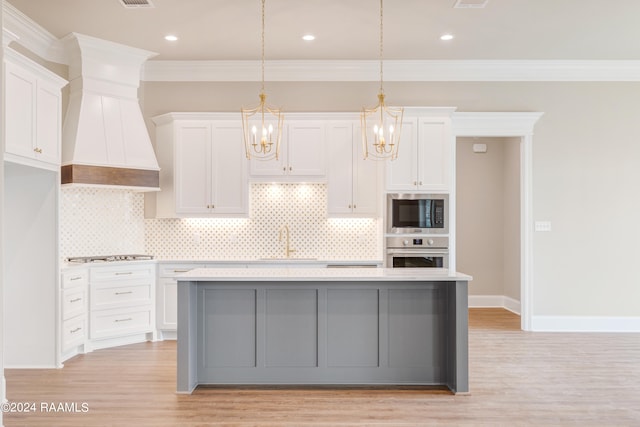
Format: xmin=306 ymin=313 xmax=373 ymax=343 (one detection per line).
xmin=177 ymin=267 xmax=472 ymax=282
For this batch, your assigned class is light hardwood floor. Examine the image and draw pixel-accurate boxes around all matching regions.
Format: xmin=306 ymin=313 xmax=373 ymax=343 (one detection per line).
xmin=4 ymin=308 xmax=640 ymax=426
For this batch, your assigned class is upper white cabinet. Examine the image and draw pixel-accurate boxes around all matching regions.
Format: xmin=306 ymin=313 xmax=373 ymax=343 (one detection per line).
xmin=250 ymin=120 xmax=326 ymax=180
xmin=327 ymin=121 xmax=379 ymax=217
xmin=386 ymin=108 xmax=456 ymax=192
xmin=4 ymin=49 xmax=68 ymax=171
xmin=153 ymin=113 xmax=248 ymax=218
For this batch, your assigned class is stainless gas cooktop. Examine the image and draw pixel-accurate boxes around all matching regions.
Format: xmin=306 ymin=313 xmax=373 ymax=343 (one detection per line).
xmin=66 ymin=254 xmax=154 ymax=263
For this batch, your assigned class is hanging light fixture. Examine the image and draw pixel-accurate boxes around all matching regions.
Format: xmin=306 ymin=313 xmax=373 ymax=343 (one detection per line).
xmin=361 ymin=0 xmax=403 ymax=161
xmin=241 ymin=0 xmax=283 ymax=161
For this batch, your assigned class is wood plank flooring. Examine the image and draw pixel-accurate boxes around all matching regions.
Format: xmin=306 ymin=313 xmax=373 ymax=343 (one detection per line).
xmin=4 ymin=308 xmax=640 ymax=426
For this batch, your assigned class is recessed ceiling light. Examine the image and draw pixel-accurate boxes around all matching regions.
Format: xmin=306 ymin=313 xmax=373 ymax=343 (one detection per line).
xmin=302 ymin=34 xmax=315 ymax=41
xmin=440 ymin=34 xmax=454 ymax=41
xmin=164 ymin=34 xmax=178 ymax=42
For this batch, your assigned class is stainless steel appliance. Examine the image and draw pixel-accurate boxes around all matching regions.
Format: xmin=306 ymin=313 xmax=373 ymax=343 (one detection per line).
xmin=66 ymin=254 xmax=154 ymax=263
xmin=385 ymin=236 xmax=449 ymax=268
xmin=387 ymin=193 xmax=448 ymax=234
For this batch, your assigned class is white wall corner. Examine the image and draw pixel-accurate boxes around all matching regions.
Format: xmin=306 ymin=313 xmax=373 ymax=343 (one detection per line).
xmin=531 ymin=316 xmax=640 ymax=333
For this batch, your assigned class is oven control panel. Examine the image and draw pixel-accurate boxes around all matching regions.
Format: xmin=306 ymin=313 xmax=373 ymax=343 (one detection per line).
xmin=386 ymin=236 xmax=449 ymax=249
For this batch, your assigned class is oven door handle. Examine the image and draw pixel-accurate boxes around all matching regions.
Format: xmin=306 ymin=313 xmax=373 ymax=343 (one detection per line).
xmin=386 ymin=248 xmax=449 ymax=255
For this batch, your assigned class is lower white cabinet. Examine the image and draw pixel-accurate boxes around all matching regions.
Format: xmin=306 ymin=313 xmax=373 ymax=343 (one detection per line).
xmin=60 ymin=268 xmax=88 ymax=362
xmin=89 ymin=262 xmax=156 ymax=348
xmin=156 ymin=262 xmax=241 ymax=338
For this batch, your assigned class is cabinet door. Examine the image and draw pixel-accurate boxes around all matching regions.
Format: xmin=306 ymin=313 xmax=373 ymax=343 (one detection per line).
xmin=157 ymin=278 xmax=178 ymax=330
xmin=5 ymin=62 xmax=36 ymax=159
xmin=211 ymin=121 xmax=248 ymax=214
xmin=35 ymin=81 xmax=62 ymax=165
xmin=386 ymin=117 xmax=418 ymax=191
xmin=327 ymin=122 xmax=355 ymax=215
xmin=417 ymin=119 xmax=451 ymax=191
xmin=175 ymin=122 xmax=212 ymax=214
xmin=353 ymin=129 xmax=379 ymax=216
xmin=287 ymin=121 xmax=326 ymax=176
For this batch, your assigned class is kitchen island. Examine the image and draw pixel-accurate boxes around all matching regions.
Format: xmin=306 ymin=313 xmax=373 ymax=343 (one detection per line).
xmin=176 ymin=268 xmax=471 ymax=394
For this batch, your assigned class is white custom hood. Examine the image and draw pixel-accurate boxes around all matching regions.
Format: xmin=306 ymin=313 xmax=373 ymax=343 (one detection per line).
xmin=61 ymin=33 xmax=160 ymax=191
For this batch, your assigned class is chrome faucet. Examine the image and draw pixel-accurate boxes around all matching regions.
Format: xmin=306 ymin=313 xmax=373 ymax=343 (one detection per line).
xmin=278 ymin=225 xmax=296 ymax=258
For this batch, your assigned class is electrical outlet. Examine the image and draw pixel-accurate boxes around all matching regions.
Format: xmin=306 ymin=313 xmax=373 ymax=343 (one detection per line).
xmin=534 ymin=221 xmax=552 ymax=232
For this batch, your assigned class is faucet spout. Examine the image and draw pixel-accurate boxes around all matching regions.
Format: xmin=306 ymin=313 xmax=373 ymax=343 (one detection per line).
xmin=278 ymin=225 xmax=296 ymax=258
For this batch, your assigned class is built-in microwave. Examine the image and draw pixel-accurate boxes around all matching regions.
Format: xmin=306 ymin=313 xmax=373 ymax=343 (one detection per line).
xmin=387 ymin=193 xmax=448 ymax=234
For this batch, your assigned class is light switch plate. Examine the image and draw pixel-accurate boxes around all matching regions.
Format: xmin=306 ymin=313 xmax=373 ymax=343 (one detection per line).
xmin=534 ymin=221 xmax=552 ymax=232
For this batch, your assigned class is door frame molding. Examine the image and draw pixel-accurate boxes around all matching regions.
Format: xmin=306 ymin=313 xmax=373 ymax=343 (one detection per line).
xmin=451 ymin=112 xmax=543 ymax=331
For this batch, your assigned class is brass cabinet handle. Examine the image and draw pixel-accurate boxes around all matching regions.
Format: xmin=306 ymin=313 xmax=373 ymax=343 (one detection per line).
xmin=69 ymin=297 xmax=82 ymax=303
xmin=33 ymin=147 xmax=43 ymax=154
xmin=115 ymin=272 xmax=133 ymax=276
xmin=114 ymin=318 xmax=133 ymax=323
xmin=70 ymin=276 xmax=82 ymax=281
xmin=70 ymin=327 xmax=82 ymax=334
xmin=115 ymin=291 xmax=133 ymax=295
xmin=173 ymin=269 xmax=190 ymax=273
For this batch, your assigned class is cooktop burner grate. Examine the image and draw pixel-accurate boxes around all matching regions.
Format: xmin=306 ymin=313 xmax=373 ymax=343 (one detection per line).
xmin=66 ymin=255 xmax=154 ymax=263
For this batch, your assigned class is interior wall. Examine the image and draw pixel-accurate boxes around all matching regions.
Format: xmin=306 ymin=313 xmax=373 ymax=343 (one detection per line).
xmin=3 ymin=163 xmax=58 ymax=367
xmin=456 ymin=138 xmax=506 ymax=297
xmin=141 ymin=80 xmax=640 ymax=318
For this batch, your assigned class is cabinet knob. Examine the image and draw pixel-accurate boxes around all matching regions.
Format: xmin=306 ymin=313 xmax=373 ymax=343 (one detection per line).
xmin=289 ymin=166 xmax=293 ymax=171
xmin=419 ymin=181 xmax=423 ymax=185
xmin=353 ymin=205 xmax=356 ymax=209
xmin=283 ymin=167 xmax=286 ymax=172
xmin=413 ymin=181 xmax=417 ymax=186
xmin=348 ymin=205 xmax=352 ymax=209
xmin=33 ymin=147 xmax=43 ymax=154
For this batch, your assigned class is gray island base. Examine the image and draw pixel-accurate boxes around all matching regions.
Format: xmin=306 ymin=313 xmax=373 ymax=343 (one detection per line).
xmin=177 ymin=268 xmax=471 ymax=394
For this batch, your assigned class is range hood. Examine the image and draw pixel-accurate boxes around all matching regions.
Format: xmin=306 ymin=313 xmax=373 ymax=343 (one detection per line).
xmin=61 ymin=33 xmax=160 ymax=191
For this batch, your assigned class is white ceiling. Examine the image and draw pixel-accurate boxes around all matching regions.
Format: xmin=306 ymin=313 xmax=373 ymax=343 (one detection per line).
xmin=6 ymin=0 xmax=640 ymax=62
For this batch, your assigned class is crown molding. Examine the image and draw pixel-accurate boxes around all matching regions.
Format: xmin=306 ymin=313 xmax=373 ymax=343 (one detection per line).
xmin=2 ymin=1 xmax=65 ymax=63
xmin=142 ymin=59 xmax=640 ymax=83
xmin=4 ymin=0 xmax=640 ymax=83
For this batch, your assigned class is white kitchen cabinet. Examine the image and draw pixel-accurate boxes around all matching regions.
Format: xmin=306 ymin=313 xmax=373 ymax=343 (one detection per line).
xmin=88 ymin=262 xmax=156 ymax=348
xmin=250 ymin=121 xmax=326 ymax=180
xmin=327 ymin=121 xmax=379 ymax=217
xmin=153 ymin=114 xmax=248 ymax=218
xmin=4 ymin=48 xmax=67 ymax=171
xmin=386 ymin=108 xmax=455 ymax=192
xmin=60 ymin=268 xmax=88 ymax=363
xmin=156 ymin=262 xmax=245 ymax=338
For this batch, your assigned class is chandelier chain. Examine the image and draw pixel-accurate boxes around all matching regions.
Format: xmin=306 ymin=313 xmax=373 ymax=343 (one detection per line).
xmin=379 ymin=0 xmax=384 ymax=94
xmin=261 ymin=0 xmax=266 ymax=94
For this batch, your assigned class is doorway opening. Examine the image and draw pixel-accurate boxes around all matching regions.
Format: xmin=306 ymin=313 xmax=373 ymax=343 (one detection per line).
xmin=456 ymin=137 xmax=521 ymax=315
xmin=451 ymin=112 xmax=543 ymax=331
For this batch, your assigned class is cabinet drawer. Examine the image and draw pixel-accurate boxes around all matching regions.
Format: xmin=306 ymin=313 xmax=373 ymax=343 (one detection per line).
xmin=62 ymin=269 xmax=88 ymax=289
xmin=62 ymin=316 xmax=86 ymax=351
xmin=63 ymin=288 xmax=86 ymax=320
xmin=158 ymin=263 xmax=203 ymax=278
xmin=90 ymin=306 xmax=152 ymax=340
xmin=91 ymin=282 xmax=152 ymax=310
xmin=90 ymin=264 xmax=154 ymax=282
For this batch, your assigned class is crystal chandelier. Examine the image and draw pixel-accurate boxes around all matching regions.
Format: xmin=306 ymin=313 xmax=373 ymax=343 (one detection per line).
xmin=241 ymin=0 xmax=283 ymax=161
xmin=361 ymin=0 xmax=403 ymax=160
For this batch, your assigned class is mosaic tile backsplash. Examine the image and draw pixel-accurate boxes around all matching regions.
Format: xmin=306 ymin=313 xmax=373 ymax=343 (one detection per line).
xmin=61 ymin=184 xmax=382 ymax=261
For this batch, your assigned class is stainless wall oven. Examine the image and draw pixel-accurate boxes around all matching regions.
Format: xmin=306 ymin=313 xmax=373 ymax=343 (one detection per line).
xmin=387 ymin=193 xmax=448 ymax=234
xmin=385 ymin=236 xmax=449 ymax=268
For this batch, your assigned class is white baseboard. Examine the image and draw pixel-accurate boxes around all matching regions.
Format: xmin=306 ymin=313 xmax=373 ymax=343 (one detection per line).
xmin=531 ymin=315 xmax=640 ymax=332
xmin=468 ymin=294 xmax=521 ymax=315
